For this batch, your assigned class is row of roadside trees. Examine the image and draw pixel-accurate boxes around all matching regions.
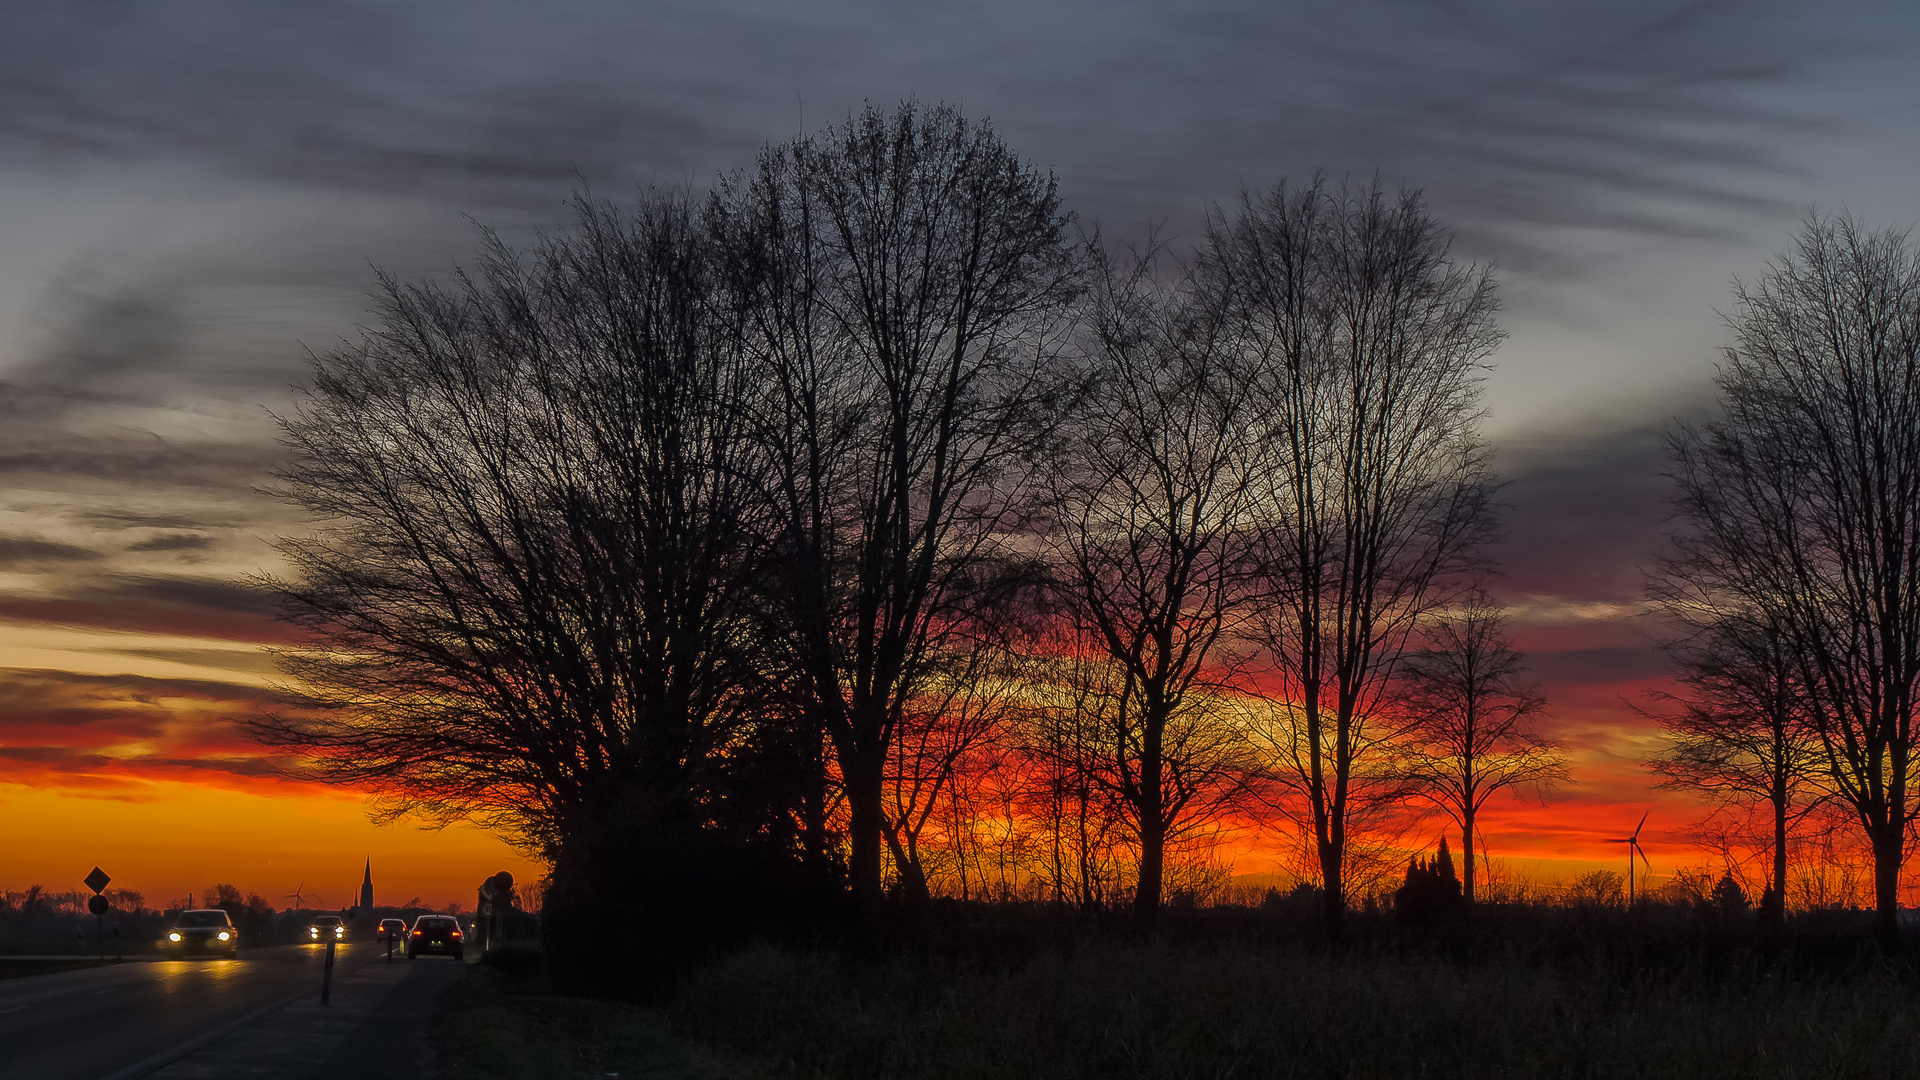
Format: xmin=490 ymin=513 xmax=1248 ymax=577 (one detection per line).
xmin=252 ymin=100 xmax=1555 ymax=991
xmin=249 ymin=98 xmax=1920 ymax=991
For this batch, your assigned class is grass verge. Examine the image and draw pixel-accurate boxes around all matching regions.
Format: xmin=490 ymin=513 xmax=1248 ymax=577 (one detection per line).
xmin=437 ymin=954 xmax=768 ymax=1080
xmin=672 ymin=940 xmax=1920 ymax=1079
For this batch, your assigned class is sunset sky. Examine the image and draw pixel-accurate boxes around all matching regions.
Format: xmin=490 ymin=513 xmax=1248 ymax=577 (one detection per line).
xmin=2 ymin=1 xmax=1917 ymax=909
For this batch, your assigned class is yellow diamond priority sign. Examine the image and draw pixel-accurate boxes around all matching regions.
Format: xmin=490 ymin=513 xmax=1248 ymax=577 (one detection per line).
xmin=84 ymin=866 xmax=110 ymax=894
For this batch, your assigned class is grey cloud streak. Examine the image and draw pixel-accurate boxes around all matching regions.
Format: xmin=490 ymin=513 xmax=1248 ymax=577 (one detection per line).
xmin=1491 ymin=419 xmax=1682 ymax=605
xmin=0 ymin=0 xmax=1907 ymax=758
xmin=1 ymin=0 xmax=1906 ymax=266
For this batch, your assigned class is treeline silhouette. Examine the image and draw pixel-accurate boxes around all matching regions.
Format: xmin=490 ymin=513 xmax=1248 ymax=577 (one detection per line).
xmin=247 ymin=99 xmax=1920 ymax=993
xmin=0 ymin=882 xmax=467 ymax=953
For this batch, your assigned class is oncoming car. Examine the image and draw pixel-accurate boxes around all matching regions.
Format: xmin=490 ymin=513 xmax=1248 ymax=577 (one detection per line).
xmin=406 ymin=915 xmax=463 ymax=960
xmin=307 ymin=914 xmax=347 ymax=943
xmin=164 ymin=909 xmax=239 ymax=958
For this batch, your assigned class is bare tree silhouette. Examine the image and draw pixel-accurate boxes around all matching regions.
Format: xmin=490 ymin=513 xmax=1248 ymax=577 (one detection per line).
xmin=1212 ymin=178 xmax=1501 ymax=936
xmin=1665 ymin=212 xmax=1920 ymax=945
xmin=1043 ymin=243 xmax=1259 ymax=927
xmin=713 ymin=100 xmax=1083 ymax=920
xmin=1397 ymin=594 xmax=1565 ymax=905
xmin=1642 ymin=609 xmax=1829 ymax=922
xmin=252 ymin=187 xmax=781 ymax=991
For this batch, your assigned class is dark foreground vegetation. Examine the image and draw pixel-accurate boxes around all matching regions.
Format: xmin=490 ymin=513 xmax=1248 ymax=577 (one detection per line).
xmin=441 ymin=905 xmax=1920 ymax=1080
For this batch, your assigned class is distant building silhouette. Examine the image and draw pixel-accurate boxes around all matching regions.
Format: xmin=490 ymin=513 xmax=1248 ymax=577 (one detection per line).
xmin=355 ymin=858 xmax=374 ymax=938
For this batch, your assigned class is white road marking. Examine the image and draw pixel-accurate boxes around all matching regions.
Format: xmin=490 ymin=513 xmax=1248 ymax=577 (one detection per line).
xmin=0 ymin=1004 xmax=31 ymax=1014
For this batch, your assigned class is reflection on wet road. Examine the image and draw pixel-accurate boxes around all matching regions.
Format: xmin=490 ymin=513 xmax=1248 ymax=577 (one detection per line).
xmin=0 ymin=944 xmax=379 ymax=1080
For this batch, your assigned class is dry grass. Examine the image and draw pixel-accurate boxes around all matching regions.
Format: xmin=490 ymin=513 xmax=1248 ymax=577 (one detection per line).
xmin=437 ymin=956 xmax=770 ymax=1080
xmin=672 ymin=936 xmax=1920 ymax=1079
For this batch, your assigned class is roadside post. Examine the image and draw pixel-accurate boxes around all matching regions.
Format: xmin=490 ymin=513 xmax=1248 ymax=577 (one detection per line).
xmin=321 ymin=938 xmax=336 ymax=1005
xmin=88 ymin=894 xmax=109 ymax=960
xmin=83 ymin=867 xmax=111 ymax=961
xmin=385 ymin=923 xmax=394 ymax=964
xmin=476 ymin=870 xmax=514 ymax=954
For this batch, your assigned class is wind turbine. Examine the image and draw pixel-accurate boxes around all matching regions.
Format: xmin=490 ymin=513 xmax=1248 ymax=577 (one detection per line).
xmin=284 ymin=881 xmax=314 ymax=910
xmin=1608 ymin=812 xmax=1652 ymax=907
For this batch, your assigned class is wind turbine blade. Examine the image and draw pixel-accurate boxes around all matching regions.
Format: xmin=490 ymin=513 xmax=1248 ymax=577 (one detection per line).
xmin=1636 ymin=844 xmax=1651 ymax=869
xmin=1633 ymin=811 xmax=1649 ymax=841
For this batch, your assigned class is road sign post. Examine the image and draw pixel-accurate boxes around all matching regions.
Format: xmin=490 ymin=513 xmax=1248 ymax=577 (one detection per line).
xmin=83 ymin=868 xmax=112 ymax=962
xmin=321 ymin=938 xmax=336 ymax=1005
xmin=88 ymin=894 xmax=109 ymax=960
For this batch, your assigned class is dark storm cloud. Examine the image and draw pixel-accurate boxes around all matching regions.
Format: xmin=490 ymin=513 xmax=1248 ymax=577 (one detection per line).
xmin=0 ymin=748 xmax=281 ymax=778
xmin=78 ymin=511 xmax=244 ymax=532
xmin=0 ymin=272 xmax=295 ymax=502
xmin=0 ymin=667 xmax=280 ymax=737
xmin=0 ymin=574 xmax=286 ymax=643
xmin=0 ymin=430 xmax=280 ymax=490
xmin=1528 ymin=645 xmax=1670 ymax=689
xmin=0 ymin=668 xmax=297 ymax=790
xmin=127 ymin=533 xmax=215 ymax=553
xmin=108 ymin=646 xmax=279 ymax=675
xmin=3 ymin=0 xmax=1908 ymax=266
xmin=0 ymin=286 xmax=188 ymax=417
xmin=1491 ymin=418 xmax=1684 ymax=604
xmin=0 ymin=534 xmax=104 ymax=566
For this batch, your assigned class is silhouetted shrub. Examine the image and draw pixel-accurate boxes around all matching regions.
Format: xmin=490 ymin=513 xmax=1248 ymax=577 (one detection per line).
xmin=480 ymin=940 xmax=544 ymax=981
xmin=1394 ymin=837 xmax=1464 ymax=927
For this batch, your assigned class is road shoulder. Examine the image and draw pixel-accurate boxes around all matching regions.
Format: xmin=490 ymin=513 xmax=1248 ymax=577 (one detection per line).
xmin=146 ymin=953 xmax=462 ymax=1080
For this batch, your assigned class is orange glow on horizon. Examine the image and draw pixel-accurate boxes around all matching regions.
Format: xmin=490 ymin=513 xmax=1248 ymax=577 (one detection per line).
xmin=0 ymin=780 xmax=541 ymax=912
xmin=0 ymin=556 xmax=1901 ymax=911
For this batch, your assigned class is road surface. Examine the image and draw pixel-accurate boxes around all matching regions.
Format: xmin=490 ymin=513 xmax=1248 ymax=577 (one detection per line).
xmin=0 ymin=943 xmax=388 ymax=1080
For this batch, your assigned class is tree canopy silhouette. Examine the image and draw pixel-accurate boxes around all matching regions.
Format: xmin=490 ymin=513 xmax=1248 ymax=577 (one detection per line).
xmin=1665 ymin=212 xmax=1920 ymax=945
xmin=252 ymin=188 xmax=788 ymax=992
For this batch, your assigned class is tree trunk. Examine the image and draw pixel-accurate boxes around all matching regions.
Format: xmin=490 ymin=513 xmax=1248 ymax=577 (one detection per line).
xmin=800 ymin=709 xmax=834 ymax=903
xmin=1872 ymin=821 xmax=1903 ymax=949
xmin=1135 ymin=817 xmax=1165 ymax=929
xmin=1769 ymin=793 xmax=1788 ymax=924
xmin=1319 ymin=840 xmax=1345 ymax=938
xmin=885 ymin=829 xmax=931 ymax=910
xmin=1133 ymin=704 xmax=1167 ymax=930
xmin=1461 ymin=808 xmax=1476 ymax=906
xmin=845 ymin=759 xmax=886 ymax=922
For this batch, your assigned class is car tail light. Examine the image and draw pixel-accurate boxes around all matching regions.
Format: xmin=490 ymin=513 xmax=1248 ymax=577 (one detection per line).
xmin=450 ymin=930 xmax=462 ymax=938
xmin=412 ymin=929 xmax=423 ymax=935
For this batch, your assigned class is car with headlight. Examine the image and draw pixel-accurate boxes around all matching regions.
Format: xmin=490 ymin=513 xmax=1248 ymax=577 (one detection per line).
xmin=405 ymin=914 xmax=463 ymax=959
xmin=307 ymin=914 xmax=347 ymax=943
xmin=163 ymin=909 xmax=239 ymax=958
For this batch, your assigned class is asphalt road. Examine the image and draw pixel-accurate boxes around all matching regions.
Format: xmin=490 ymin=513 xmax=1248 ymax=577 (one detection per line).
xmin=0 ymin=943 xmax=386 ymax=1080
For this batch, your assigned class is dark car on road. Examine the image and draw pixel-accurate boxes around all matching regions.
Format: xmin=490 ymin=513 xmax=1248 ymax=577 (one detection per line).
xmin=378 ymin=917 xmax=407 ymax=943
xmin=163 ymin=909 xmax=239 ymax=958
xmin=406 ymin=915 xmax=463 ymax=960
xmin=307 ymin=914 xmax=347 ymax=943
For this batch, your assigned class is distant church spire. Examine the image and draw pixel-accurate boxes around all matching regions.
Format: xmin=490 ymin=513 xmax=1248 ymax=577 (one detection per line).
xmin=359 ymin=858 xmax=373 ymax=914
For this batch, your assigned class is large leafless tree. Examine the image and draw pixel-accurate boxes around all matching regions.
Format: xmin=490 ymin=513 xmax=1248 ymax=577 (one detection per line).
xmin=712 ymin=100 xmax=1083 ymax=919
xmin=1666 ymin=213 xmax=1920 ymax=943
xmin=1211 ymin=178 xmax=1501 ymax=935
xmin=255 ymin=190 xmax=778 ymax=989
xmin=1044 ymin=248 xmax=1259 ymax=926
